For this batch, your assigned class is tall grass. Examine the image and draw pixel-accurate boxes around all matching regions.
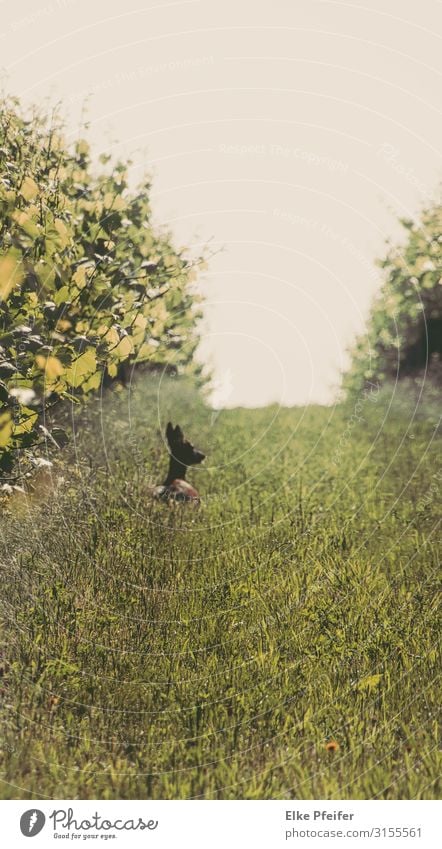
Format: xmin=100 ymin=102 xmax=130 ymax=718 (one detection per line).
xmin=0 ymin=376 xmax=440 ymax=799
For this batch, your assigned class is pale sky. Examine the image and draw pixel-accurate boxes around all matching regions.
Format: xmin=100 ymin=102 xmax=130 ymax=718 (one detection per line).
xmin=1 ymin=0 xmax=441 ymax=406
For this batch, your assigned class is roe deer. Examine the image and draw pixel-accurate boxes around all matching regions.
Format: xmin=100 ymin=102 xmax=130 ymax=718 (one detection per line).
xmin=152 ymin=422 xmax=205 ymax=504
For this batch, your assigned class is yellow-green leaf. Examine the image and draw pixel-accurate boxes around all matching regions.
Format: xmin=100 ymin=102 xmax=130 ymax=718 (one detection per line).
xmin=54 ymin=286 xmax=70 ymax=305
xmin=76 ymin=139 xmax=90 ymax=157
xmin=0 ymin=412 xmax=13 ymax=448
xmin=20 ymin=176 xmax=39 ymax=201
xmin=54 ymin=219 xmax=70 ymax=248
xmin=35 ymin=355 xmax=65 ymax=380
xmin=81 ymin=370 xmax=102 ymax=393
xmin=103 ymin=193 xmax=125 ymax=211
xmin=65 ymin=349 xmax=97 ymax=388
xmin=13 ymin=406 xmax=38 ymax=435
xmin=36 ymin=259 xmax=56 ymax=290
xmin=72 ymin=266 xmax=88 ymax=289
xmin=0 ymin=250 xmax=25 ymax=300
xmin=113 ymin=335 xmax=133 ymax=361
xmin=11 ymin=209 xmax=40 ymax=238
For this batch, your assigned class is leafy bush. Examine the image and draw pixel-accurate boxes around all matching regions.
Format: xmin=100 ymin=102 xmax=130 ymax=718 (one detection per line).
xmin=344 ymin=202 xmax=442 ymax=395
xmin=0 ymin=96 xmax=204 ymax=480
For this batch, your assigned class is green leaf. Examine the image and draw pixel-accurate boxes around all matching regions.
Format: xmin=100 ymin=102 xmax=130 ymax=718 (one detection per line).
xmin=13 ymin=405 xmax=38 ymax=434
xmin=20 ymin=175 xmax=39 ymax=201
xmin=0 ymin=250 xmax=24 ymax=300
xmin=35 ymin=354 xmax=65 ymax=380
xmin=0 ymin=411 xmax=13 ymax=448
xmin=65 ymin=348 xmax=97 ymax=388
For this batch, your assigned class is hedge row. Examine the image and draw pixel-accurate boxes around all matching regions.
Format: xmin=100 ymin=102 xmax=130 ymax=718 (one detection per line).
xmin=344 ymin=202 xmax=442 ymax=395
xmin=0 ymin=96 xmax=204 ymax=481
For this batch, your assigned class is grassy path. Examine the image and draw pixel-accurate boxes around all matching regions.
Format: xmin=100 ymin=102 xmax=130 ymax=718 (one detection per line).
xmin=1 ymin=377 xmax=440 ymax=799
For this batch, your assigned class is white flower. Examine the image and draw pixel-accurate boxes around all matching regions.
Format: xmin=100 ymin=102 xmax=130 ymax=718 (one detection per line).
xmin=9 ymin=387 xmax=37 ymax=405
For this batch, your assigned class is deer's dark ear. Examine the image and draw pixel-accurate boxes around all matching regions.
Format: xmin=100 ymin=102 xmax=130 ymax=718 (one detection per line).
xmin=174 ymin=424 xmax=184 ymax=442
xmin=166 ymin=422 xmax=174 ymax=445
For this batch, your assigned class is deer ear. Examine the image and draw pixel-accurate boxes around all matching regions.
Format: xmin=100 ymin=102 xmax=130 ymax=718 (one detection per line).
xmin=174 ymin=424 xmax=184 ymax=441
xmin=166 ymin=422 xmax=174 ymax=444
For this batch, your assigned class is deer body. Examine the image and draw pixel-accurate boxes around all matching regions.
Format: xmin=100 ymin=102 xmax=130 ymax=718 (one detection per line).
xmin=152 ymin=422 xmax=205 ymax=504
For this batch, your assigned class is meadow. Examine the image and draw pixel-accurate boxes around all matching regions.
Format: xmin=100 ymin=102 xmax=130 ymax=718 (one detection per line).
xmin=0 ymin=375 xmax=440 ymax=799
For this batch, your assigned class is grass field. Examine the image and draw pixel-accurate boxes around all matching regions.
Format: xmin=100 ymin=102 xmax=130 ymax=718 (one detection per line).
xmin=1 ymin=375 xmax=440 ymax=799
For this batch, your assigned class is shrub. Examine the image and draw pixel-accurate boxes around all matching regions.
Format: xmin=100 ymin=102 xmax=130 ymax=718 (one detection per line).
xmin=344 ymin=201 xmax=442 ymax=395
xmin=0 ymin=96 xmax=204 ymax=480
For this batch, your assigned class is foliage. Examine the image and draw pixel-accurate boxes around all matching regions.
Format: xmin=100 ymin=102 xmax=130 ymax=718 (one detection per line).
xmin=0 ymin=375 xmax=440 ymax=799
xmin=0 ymin=96 xmax=204 ymax=480
xmin=344 ymin=202 xmax=442 ymax=395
